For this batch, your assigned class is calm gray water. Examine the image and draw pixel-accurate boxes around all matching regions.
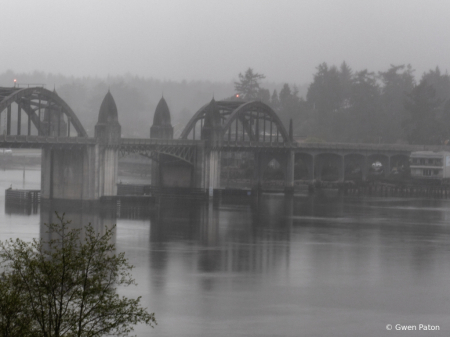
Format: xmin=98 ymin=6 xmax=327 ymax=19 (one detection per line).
xmin=1 ymin=168 xmax=450 ymax=336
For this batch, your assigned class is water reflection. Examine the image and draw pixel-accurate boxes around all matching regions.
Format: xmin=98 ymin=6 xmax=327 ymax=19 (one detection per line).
xmin=5 ymin=201 xmax=39 ymax=215
xmin=40 ymin=200 xmax=117 ymax=246
xmin=6 ymin=188 xmax=450 ymax=336
xmin=146 ymin=196 xmax=293 ymax=296
xmin=37 ymin=196 xmax=294 ymax=284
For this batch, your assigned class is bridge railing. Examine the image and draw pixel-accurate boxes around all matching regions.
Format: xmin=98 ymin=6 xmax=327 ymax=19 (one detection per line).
xmin=0 ymin=134 xmax=95 ymax=147
xmin=120 ymin=138 xmax=202 ymax=146
xmin=220 ymin=141 xmax=291 ymax=148
xmin=293 ymin=142 xmax=450 ymax=152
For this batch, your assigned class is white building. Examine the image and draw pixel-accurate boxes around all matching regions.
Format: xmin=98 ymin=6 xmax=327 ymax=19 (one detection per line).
xmin=410 ymin=151 xmax=450 ymax=179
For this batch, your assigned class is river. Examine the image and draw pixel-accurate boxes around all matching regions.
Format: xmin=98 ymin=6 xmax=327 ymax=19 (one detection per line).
xmin=1 ymin=168 xmax=449 ymax=336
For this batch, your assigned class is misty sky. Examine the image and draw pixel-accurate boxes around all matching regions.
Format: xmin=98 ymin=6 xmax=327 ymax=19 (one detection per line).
xmin=2 ymin=0 xmax=450 ymax=84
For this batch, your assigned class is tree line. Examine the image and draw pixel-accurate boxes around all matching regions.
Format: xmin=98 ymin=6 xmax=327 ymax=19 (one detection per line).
xmin=234 ymin=65 xmax=450 ymax=145
xmin=2 ymin=64 xmax=449 ymax=145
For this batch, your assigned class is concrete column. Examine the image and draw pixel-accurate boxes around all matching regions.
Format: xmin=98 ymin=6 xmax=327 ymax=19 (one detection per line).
xmin=252 ymin=152 xmax=262 ymax=191
xmin=41 ymin=148 xmax=52 ymax=199
xmin=309 ymin=155 xmax=315 ymax=181
xmin=338 ymin=155 xmax=345 ymax=182
xmin=98 ymin=148 xmax=118 ymax=197
xmin=193 ymin=144 xmax=205 ymax=189
xmin=192 ymin=144 xmax=221 ymax=195
xmin=151 ymin=157 xmax=160 ymax=187
xmin=206 ymin=150 xmax=221 ymax=196
xmin=385 ymin=156 xmax=391 ymax=176
xmin=285 ymin=150 xmax=295 ymax=193
xmin=316 ymin=158 xmax=323 ymax=181
xmin=361 ymin=156 xmax=368 ymax=181
xmin=284 ymin=194 xmax=294 ymax=227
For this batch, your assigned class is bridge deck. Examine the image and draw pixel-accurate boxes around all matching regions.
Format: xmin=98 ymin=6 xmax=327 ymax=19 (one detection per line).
xmin=0 ymin=134 xmax=448 ymax=153
xmin=0 ymin=135 xmax=96 ymax=148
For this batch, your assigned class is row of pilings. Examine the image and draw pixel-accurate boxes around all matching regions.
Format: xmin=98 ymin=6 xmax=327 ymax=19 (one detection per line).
xmin=338 ymin=183 xmax=450 ymax=198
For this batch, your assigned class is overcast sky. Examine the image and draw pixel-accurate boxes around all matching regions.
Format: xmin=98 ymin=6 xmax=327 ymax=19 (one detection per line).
xmin=1 ymin=0 xmax=450 ymax=84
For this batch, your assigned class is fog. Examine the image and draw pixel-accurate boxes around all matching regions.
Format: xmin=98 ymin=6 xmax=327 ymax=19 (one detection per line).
xmin=1 ymin=0 xmax=450 ymax=83
xmin=4 ymin=2 xmax=450 ymax=336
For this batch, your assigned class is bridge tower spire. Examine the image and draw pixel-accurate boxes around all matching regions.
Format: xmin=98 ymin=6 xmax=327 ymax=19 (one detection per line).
xmin=201 ymin=98 xmax=222 ymax=143
xmin=150 ymin=96 xmax=173 ymax=139
xmin=92 ymin=91 xmax=122 ymax=197
xmin=150 ymin=97 xmax=174 ymax=187
xmin=95 ymin=90 xmax=121 ymax=144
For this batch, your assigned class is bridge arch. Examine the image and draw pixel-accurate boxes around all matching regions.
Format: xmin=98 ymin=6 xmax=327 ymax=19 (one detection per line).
xmin=0 ymin=87 xmax=87 ymax=137
xmin=180 ymin=100 xmax=289 ymax=143
xmin=179 ymin=101 xmax=241 ymax=140
xmin=222 ymin=101 xmax=289 ymax=143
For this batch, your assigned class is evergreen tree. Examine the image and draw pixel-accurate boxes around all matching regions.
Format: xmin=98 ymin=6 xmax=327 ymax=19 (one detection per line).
xmin=378 ymin=64 xmax=415 ymax=142
xmin=339 ymin=61 xmax=353 ymax=108
xmin=256 ymin=88 xmax=271 ymax=105
xmin=421 ymin=68 xmax=450 ymax=139
xmin=403 ymin=79 xmax=441 ymax=144
xmin=270 ymin=90 xmax=280 ymax=112
xmin=278 ymin=83 xmax=304 ymax=127
xmin=422 ymin=67 xmax=450 ymax=103
xmin=234 ymin=68 xmax=265 ymax=100
xmin=306 ymin=63 xmax=346 ymax=139
xmin=348 ymin=70 xmax=382 ymax=142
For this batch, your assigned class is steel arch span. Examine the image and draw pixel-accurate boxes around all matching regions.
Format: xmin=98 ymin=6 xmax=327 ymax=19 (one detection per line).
xmin=179 ymin=100 xmax=289 ymax=143
xmin=0 ymin=87 xmax=87 ymax=137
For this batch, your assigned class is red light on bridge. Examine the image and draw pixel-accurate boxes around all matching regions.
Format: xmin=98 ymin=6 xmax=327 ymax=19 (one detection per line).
xmin=236 ymin=94 xmax=239 ymax=98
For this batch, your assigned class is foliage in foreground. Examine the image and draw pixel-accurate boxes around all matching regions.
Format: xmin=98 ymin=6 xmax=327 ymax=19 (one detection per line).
xmin=0 ymin=213 xmax=156 ymax=337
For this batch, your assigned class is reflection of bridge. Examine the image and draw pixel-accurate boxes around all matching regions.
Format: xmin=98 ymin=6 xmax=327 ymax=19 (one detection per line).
xmin=0 ymin=86 xmax=444 ymax=201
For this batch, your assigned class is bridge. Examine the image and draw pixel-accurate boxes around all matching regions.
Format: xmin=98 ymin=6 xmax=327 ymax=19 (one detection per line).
xmin=0 ymin=86 xmax=444 ymax=201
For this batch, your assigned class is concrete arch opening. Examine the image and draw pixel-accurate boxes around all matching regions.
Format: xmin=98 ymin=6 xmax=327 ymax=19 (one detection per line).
xmin=390 ymin=154 xmax=410 ymax=179
xmin=262 ymin=158 xmax=285 ymax=188
xmin=221 ymin=151 xmax=254 ymax=188
xmin=315 ymin=153 xmax=344 ymax=182
xmin=367 ymin=154 xmax=390 ymax=180
xmin=294 ymin=153 xmax=314 ymax=181
xmin=344 ymin=154 xmax=366 ymax=182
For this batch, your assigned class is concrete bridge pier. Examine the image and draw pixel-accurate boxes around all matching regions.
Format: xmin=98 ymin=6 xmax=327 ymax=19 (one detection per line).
xmin=361 ymin=156 xmax=368 ymax=181
xmin=315 ymin=157 xmax=324 ymax=181
xmin=284 ymin=150 xmax=295 ymax=193
xmin=200 ymin=99 xmax=223 ymax=197
xmin=204 ymin=149 xmax=221 ymax=197
xmin=41 ymin=146 xmax=98 ymax=200
xmin=41 ymin=91 xmax=121 ymax=201
xmin=252 ymin=152 xmax=263 ymax=192
xmin=385 ymin=157 xmax=391 ymax=175
xmin=308 ymin=155 xmax=315 ymax=181
xmin=338 ymin=155 xmax=345 ymax=182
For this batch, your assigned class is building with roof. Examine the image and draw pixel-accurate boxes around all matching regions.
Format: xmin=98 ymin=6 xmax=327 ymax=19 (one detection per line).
xmin=410 ymin=151 xmax=450 ymax=180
